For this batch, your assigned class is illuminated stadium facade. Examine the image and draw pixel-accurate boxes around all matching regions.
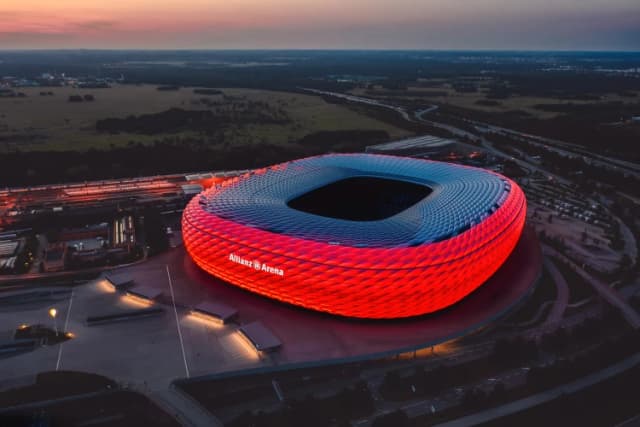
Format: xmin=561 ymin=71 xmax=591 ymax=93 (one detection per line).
xmin=182 ymin=154 xmax=527 ymax=319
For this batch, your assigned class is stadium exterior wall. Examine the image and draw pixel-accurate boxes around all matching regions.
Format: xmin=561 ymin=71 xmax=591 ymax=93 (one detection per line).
xmin=182 ymin=155 xmax=527 ymax=319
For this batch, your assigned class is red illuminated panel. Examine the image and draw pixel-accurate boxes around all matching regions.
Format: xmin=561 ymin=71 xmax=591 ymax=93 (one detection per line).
xmin=182 ymin=167 xmax=526 ymax=319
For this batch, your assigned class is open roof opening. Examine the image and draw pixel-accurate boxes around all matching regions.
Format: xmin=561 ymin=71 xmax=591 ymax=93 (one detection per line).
xmin=287 ymin=176 xmax=431 ymax=221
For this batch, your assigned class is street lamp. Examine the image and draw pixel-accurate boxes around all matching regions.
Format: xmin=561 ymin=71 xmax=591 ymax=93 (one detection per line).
xmin=49 ymin=308 xmax=58 ymax=336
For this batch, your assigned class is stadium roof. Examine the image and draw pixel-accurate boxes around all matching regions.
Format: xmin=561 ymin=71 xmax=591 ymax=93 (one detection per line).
xmin=202 ymin=154 xmax=510 ymax=248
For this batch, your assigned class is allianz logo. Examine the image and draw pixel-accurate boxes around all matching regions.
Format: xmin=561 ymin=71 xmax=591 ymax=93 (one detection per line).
xmin=228 ymin=253 xmax=285 ymax=277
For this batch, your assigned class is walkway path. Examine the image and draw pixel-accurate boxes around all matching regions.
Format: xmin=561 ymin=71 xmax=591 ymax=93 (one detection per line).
xmin=148 ymin=387 xmax=223 ymax=427
xmin=542 ymin=257 xmax=569 ymax=326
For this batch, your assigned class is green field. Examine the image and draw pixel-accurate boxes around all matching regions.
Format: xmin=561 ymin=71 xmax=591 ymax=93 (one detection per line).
xmin=0 ymin=85 xmax=411 ymax=152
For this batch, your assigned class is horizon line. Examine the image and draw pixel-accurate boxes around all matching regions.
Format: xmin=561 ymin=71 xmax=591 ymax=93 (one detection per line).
xmin=1 ymin=47 xmax=639 ymax=53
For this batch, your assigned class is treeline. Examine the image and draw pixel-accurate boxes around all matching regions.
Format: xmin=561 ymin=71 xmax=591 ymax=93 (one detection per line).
xmin=527 ymin=330 xmax=640 ymax=393
xmin=97 ymin=108 xmax=218 ymax=134
xmin=532 ymin=101 xmax=639 ymax=120
xmin=0 ymin=143 xmax=291 ymax=186
xmin=504 ymin=72 xmax=640 ymax=98
xmin=298 ymin=130 xmax=389 ymax=150
xmin=401 ymin=312 xmax=638 ymax=427
xmin=479 ymin=365 xmax=640 ymax=427
xmin=68 ymin=94 xmax=95 ymax=102
xmin=0 ymin=89 xmax=26 ymax=98
xmin=0 ymin=129 xmax=396 ymax=187
xmin=193 ymin=88 xmax=222 ymax=95
xmin=229 ymin=381 xmax=373 ymax=427
xmin=439 ymin=104 xmax=640 ymax=160
xmin=379 ymin=309 xmax=631 ymax=404
xmin=364 ymin=89 xmax=449 ymax=97
xmin=96 ymin=107 xmax=288 ymax=135
xmin=2 ymin=50 xmax=639 ymax=96
xmin=379 ymin=336 xmax=536 ymax=402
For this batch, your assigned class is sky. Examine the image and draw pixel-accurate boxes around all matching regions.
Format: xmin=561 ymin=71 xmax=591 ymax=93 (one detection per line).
xmin=1 ymin=0 xmax=639 ymax=50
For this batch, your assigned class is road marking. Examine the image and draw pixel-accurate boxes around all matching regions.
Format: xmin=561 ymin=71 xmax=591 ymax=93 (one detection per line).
xmin=56 ymin=290 xmax=74 ymax=371
xmin=166 ymin=265 xmax=190 ymax=378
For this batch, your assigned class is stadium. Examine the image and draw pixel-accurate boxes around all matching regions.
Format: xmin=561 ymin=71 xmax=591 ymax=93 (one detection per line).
xmin=182 ymin=154 xmax=527 ymax=319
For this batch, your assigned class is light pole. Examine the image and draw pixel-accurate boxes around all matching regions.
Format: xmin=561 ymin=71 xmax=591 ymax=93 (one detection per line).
xmin=49 ymin=308 xmax=58 ymax=336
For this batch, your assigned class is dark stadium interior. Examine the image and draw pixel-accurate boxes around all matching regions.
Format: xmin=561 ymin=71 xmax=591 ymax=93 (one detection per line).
xmin=286 ymin=176 xmax=432 ymax=221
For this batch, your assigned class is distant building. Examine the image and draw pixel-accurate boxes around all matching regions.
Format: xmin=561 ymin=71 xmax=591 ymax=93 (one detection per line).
xmin=0 ymin=238 xmax=26 ymax=274
xmin=0 ymin=240 xmax=20 ymax=258
xmin=366 ymin=135 xmax=456 ymax=157
xmin=43 ymin=243 xmax=68 ymax=273
xmin=0 ymin=256 xmax=18 ymax=273
xmin=111 ymin=216 xmax=136 ymax=249
xmin=59 ymin=224 xmax=109 ymax=242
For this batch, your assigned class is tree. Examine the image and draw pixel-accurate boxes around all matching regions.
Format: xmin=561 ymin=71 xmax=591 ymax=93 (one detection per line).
xmin=619 ymin=254 xmax=632 ymax=270
xmin=461 ymin=388 xmax=486 ymax=410
xmin=491 ymin=382 xmax=507 ymax=403
xmin=142 ymin=207 xmax=169 ymax=255
xmin=372 ymin=409 xmax=409 ymax=427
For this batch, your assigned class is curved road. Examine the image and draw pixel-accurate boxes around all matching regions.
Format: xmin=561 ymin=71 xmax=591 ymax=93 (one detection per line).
xmin=542 ymin=257 xmax=570 ymax=326
xmin=544 ymin=246 xmax=640 ymax=330
xmin=149 ymin=387 xmax=224 ymax=427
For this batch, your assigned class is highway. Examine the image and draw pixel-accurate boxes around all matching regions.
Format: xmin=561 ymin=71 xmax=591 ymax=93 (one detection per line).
xmin=301 ymin=88 xmax=412 ymax=121
xmin=301 ymin=88 xmax=570 ymax=184
xmin=544 ymin=246 xmax=640 ymax=330
xmin=307 ymin=87 xmax=640 ymax=185
xmin=477 ymin=123 xmax=640 ymax=179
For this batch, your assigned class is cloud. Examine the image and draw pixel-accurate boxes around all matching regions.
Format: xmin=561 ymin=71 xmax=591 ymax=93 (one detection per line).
xmin=0 ymin=31 xmax=75 ymax=48
xmin=73 ymin=20 xmax=118 ymax=31
xmin=0 ymin=11 xmax=21 ymax=18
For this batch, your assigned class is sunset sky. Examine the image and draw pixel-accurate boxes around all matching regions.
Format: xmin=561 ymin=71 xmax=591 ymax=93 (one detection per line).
xmin=1 ymin=0 xmax=639 ymax=50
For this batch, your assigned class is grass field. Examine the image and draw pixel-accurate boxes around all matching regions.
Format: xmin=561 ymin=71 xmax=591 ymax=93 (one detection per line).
xmin=0 ymin=85 xmax=411 ymax=152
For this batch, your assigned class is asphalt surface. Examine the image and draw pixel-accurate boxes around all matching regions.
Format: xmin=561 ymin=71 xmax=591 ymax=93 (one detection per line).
xmin=542 ymin=257 xmax=569 ymax=326
xmin=116 ymin=227 xmax=541 ymax=368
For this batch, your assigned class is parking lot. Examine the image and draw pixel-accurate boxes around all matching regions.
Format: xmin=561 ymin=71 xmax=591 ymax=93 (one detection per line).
xmin=0 ymin=268 xmax=270 ymax=391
